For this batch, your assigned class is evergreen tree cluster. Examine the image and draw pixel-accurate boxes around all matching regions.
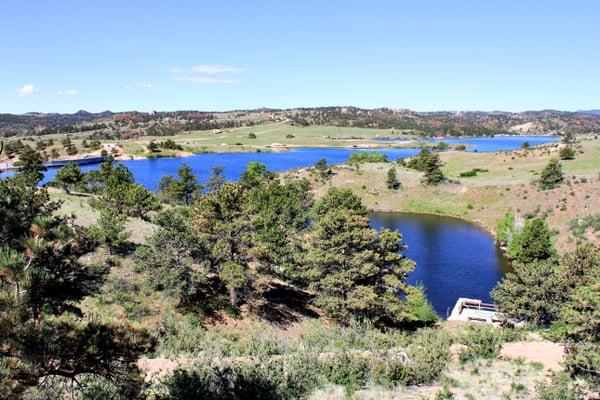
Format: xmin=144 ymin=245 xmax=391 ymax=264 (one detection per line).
xmin=134 ymin=166 xmax=437 ymax=326
xmin=0 ymin=160 xmax=154 ymax=397
xmin=492 ymin=216 xmax=600 ymax=387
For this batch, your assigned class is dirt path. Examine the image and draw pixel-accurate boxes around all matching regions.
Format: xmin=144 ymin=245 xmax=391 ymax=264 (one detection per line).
xmin=500 ymin=340 xmax=564 ymax=373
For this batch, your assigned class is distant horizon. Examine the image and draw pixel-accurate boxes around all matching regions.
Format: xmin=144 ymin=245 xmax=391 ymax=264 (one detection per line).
xmin=7 ymin=106 xmax=600 ymax=116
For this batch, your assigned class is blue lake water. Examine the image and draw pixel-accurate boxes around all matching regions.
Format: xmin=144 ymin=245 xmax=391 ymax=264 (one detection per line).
xmin=0 ymin=142 xmax=519 ymax=316
xmin=373 ymin=135 xmax=560 ymax=152
xmin=1 ymin=136 xmax=560 ymax=187
xmin=1 ymin=147 xmax=421 ymax=190
xmin=370 ymin=212 xmax=511 ymax=317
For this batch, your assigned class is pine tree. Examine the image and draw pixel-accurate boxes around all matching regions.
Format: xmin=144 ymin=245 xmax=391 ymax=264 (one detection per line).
xmin=124 ymin=183 xmax=161 ymax=219
xmin=133 ymin=209 xmax=206 ymax=307
xmin=304 ymin=189 xmax=420 ymax=325
xmin=157 ymin=164 xmax=201 ymax=204
xmin=0 ymin=175 xmax=152 ymax=397
xmin=239 ymin=162 xmax=274 ymax=188
xmin=557 ymin=245 xmax=600 ymax=385
xmin=492 ymin=259 xmax=565 ymax=325
xmin=311 ymin=187 xmax=367 ymax=221
xmin=507 ymin=218 xmax=555 ymax=263
xmin=205 ymin=165 xmax=226 ymax=192
xmin=386 ymin=167 xmax=400 ymax=189
xmin=14 ymin=145 xmax=47 ymax=183
xmin=177 ymin=164 xmax=201 ymax=204
xmin=314 ymin=158 xmax=333 ymax=180
xmin=53 ymin=161 xmax=83 ymax=194
xmin=422 ymin=151 xmax=444 ymax=185
xmin=539 ymin=158 xmax=564 ymax=189
xmin=192 ymin=183 xmax=258 ymax=309
xmin=91 ymin=206 xmax=130 ymax=254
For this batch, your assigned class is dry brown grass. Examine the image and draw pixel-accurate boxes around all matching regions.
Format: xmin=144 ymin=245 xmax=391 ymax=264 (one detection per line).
xmin=309 ymin=358 xmax=548 ymax=400
xmin=294 ymin=138 xmax=600 ymax=251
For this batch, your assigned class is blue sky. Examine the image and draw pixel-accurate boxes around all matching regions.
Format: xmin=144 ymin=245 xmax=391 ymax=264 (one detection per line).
xmin=1 ymin=1 xmax=599 ymax=113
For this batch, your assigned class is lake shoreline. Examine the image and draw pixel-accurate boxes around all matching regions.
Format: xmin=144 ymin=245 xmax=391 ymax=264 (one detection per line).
xmin=369 ymin=207 xmax=498 ymax=241
xmin=1 ymin=134 xmax=559 ymax=168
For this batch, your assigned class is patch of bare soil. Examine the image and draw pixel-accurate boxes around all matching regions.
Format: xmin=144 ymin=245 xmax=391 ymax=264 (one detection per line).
xmin=500 ymin=340 xmax=564 ymax=374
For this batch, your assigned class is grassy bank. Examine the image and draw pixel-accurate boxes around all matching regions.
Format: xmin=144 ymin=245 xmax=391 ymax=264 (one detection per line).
xmin=300 ymin=137 xmax=600 ymax=250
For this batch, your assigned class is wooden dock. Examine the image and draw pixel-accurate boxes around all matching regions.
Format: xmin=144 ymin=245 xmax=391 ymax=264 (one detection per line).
xmin=447 ymin=298 xmax=503 ymax=324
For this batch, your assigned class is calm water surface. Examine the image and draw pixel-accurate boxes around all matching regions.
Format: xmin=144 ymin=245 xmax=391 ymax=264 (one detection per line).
xmin=2 ymin=147 xmax=420 ymax=190
xmin=370 ymin=212 xmax=511 ymax=317
xmin=373 ymin=135 xmax=559 ymax=152
xmin=1 ymin=136 xmax=559 ymax=186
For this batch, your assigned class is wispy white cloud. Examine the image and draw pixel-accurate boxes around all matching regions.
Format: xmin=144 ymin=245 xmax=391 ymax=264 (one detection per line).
xmin=166 ymin=66 xmax=183 ymax=73
xmin=175 ymin=76 xmax=239 ymax=84
xmin=190 ymin=65 xmax=244 ymax=74
xmin=17 ymin=84 xmax=37 ymax=96
xmin=137 ymin=81 xmax=154 ymax=88
xmin=167 ymin=64 xmax=244 ymax=84
xmin=57 ymin=89 xmax=78 ymax=96
xmin=166 ymin=64 xmax=245 ymax=74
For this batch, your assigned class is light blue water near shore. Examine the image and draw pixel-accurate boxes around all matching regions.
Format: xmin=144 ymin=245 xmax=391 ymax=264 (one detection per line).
xmin=374 ymin=135 xmax=560 ymax=152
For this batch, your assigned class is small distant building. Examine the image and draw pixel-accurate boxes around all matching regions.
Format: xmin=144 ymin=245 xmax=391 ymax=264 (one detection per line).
xmin=212 ymin=129 xmax=223 ymax=135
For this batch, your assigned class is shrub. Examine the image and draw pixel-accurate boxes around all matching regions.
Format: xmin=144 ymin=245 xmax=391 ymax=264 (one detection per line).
xmin=158 ymin=357 xmax=321 ymax=400
xmin=457 ymin=324 xmax=503 ymax=362
xmin=535 ymin=373 xmax=583 ymax=400
xmin=297 ymin=320 xmax=409 ymax=353
xmin=248 ymin=133 xmax=257 ymax=139
xmin=405 ymin=329 xmax=451 ymax=384
xmin=435 ymin=386 xmax=455 ymax=400
xmin=459 ymin=168 xmax=489 ymax=177
xmin=559 ymin=146 xmax=576 ymax=160
xmin=496 ymin=212 xmax=516 ymax=246
xmin=322 ymin=352 xmax=369 ymax=392
xmin=369 ymin=352 xmax=411 ymax=388
xmin=460 ymin=170 xmax=477 ymax=177
xmin=348 ymin=151 xmax=388 ymax=164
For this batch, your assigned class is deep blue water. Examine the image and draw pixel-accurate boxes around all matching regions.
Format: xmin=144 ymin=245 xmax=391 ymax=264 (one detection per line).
xmin=370 ymin=212 xmax=511 ymax=317
xmin=373 ymin=135 xmax=559 ymax=152
xmin=1 ymin=147 xmax=421 ymax=190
